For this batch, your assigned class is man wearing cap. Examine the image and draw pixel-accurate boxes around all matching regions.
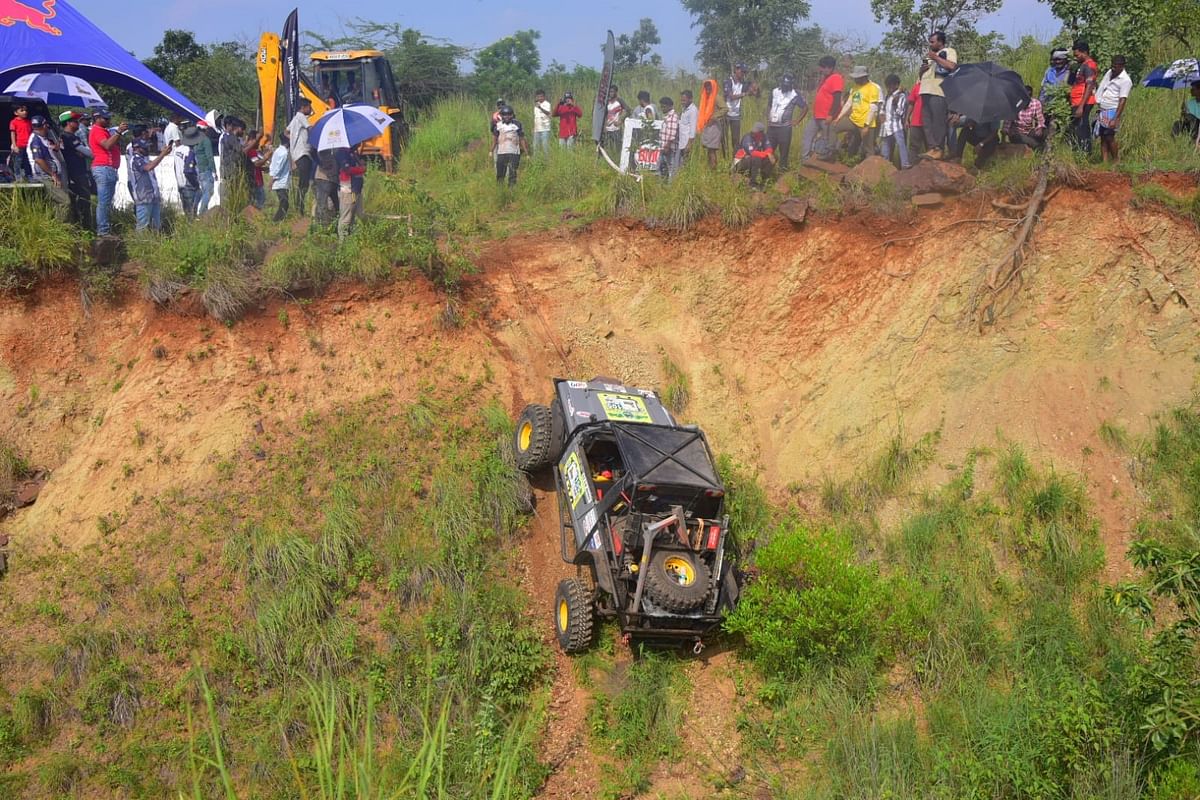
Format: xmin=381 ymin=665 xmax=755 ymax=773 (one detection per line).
xmin=833 ymin=66 xmax=882 ymax=159
xmin=733 ymin=122 xmax=775 ymax=189
xmin=918 ymin=30 xmax=958 ymax=159
xmin=129 ymin=136 xmax=172 ymax=231
xmin=59 ymin=112 xmax=94 ymax=228
xmin=1040 ymin=50 xmax=1071 ymax=104
xmin=723 ymin=63 xmax=758 ymax=150
xmin=286 ymin=98 xmax=314 ymax=214
xmin=26 ymin=116 xmax=68 ymax=205
xmin=180 ymin=123 xmax=214 ymax=215
xmin=88 ymin=110 xmax=127 ymax=235
xmin=767 ymin=74 xmax=807 ymax=171
xmin=554 ymin=93 xmax=583 ymax=147
xmin=163 ymin=112 xmax=184 ymax=148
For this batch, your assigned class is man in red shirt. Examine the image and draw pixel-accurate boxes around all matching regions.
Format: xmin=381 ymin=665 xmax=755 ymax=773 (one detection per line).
xmin=1069 ymin=39 xmax=1098 ymax=153
xmin=9 ymin=103 xmax=33 ymax=180
xmin=801 ymin=56 xmax=843 ymax=161
xmin=906 ymin=81 xmax=925 ymax=163
xmin=88 ymin=109 xmax=128 ymax=236
xmin=553 ymin=92 xmax=583 ymax=148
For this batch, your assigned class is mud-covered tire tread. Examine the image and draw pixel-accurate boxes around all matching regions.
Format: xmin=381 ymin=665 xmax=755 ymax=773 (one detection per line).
xmin=514 ymin=403 xmax=554 ymax=471
xmin=555 ymin=578 xmax=594 ymax=653
xmin=643 ymin=550 xmax=711 ymax=612
xmin=550 ymin=398 xmax=566 ymax=461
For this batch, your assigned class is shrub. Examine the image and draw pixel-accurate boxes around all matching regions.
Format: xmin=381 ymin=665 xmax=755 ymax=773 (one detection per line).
xmin=726 ymin=524 xmax=915 ymax=676
xmin=0 ymin=193 xmax=81 ymax=288
xmin=0 ymin=437 xmax=32 ymax=504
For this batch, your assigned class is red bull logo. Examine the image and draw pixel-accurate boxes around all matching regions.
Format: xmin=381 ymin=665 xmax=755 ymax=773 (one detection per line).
xmin=0 ymin=0 xmax=61 ymax=35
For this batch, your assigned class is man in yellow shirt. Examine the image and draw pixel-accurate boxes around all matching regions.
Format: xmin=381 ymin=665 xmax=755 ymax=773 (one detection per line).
xmin=832 ymin=66 xmax=881 ymax=159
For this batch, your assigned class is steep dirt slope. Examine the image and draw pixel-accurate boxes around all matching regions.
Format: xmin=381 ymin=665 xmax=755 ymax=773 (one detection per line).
xmin=2 ymin=173 xmax=1198 ymax=797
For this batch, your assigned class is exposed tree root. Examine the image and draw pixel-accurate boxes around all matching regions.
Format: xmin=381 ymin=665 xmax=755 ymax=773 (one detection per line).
xmin=972 ymin=160 xmax=1052 ymax=330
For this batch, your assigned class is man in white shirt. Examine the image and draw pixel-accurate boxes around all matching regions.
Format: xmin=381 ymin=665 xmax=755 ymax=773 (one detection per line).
xmin=163 ymin=113 xmax=183 ymax=147
xmin=767 ymin=74 xmax=807 ymax=170
xmin=269 ymin=131 xmax=292 ymax=221
xmin=1095 ymin=54 xmax=1133 ymax=163
xmin=286 ymin=98 xmax=315 ymax=212
xmin=532 ymin=89 xmax=552 ymax=156
xmin=678 ymin=89 xmax=698 ymax=159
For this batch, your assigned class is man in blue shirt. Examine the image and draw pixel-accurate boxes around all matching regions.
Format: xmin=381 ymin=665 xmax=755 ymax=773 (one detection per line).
xmin=129 ymin=137 xmax=172 ymax=231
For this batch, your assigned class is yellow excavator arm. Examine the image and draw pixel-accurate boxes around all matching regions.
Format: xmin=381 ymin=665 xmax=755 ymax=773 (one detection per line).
xmin=257 ymin=31 xmax=327 ymax=146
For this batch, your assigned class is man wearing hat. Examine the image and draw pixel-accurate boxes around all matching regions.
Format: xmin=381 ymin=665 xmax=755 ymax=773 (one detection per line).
xmin=833 ymin=66 xmax=882 ymax=159
xmin=26 ymin=116 xmax=69 ymax=207
xmin=553 ymin=92 xmax=583 ymax=147
xmin=88 ymin=110 xmax=127 ymax=235
xmin=180 ymin=123 xmax=213 ymax=215
xmin=723 ymin=62 xmax=759 ymax=151
xmin=129 ymin=135 xmax=172 ymax=231
xmin=59 ymin=111 xmax=94 ymax=228
xmin=767 ymin=73 xmax=808 ymax=171
xmin=285 ymin=97 xmax=314 ymax=213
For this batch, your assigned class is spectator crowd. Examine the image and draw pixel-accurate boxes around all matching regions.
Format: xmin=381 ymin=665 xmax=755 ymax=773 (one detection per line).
xmin=5 ymin=32 xmax=1199 ymax=234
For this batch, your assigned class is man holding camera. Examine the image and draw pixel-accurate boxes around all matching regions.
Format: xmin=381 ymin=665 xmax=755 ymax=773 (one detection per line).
xmin=89 ymin=110 xmax=126 ymax=235
xmin=918 ymin=30 xmax=957 ymax=160
xmin=554 ymin=92 xmax=583 ymax=147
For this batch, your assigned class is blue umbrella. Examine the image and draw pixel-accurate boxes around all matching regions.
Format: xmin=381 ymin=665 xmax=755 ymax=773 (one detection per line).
xmin=3 ymin=72 xmax=107 ymax=108
xmin=1142 ymin=58 xmax=1200 ymax=89
xmin=309 ymin=103 xmax=393 ymax=151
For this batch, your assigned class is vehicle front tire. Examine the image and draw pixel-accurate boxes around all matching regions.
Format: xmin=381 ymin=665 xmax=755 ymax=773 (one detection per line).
xmin=514 ymin=403 xmax=555 ymax=471
xmin=554 ymin=578 xmax=594 ymax=654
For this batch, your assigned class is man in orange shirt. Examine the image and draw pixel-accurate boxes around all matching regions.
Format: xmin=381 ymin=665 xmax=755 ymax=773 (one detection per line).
xmin=1069 ymin=39 xmax=1098 ymax=153
xmin=801 ymin=56 xmax=843 ymax=161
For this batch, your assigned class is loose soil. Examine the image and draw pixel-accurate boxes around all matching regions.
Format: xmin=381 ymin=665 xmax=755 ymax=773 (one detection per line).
xmin=2 ymin=172 xmax=1199 ymax=797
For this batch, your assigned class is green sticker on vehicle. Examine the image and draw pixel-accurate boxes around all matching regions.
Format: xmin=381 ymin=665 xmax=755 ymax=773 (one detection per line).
xmin=597 ymin=393 xmax=653 ymax=424
xmin=562 ymin=451 xmax=592 ymax=510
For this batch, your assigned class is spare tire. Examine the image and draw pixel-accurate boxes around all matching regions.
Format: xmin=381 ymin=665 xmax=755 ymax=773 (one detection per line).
xmin=514 ymin=403 xmax=555 ymax=471
xmin=643 ymin=550 xmax=710 ymax=613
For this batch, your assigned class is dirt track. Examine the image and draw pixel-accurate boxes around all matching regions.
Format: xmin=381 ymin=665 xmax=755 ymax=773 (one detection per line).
xmin=2 ymin=172 xmax=1199 ymax=794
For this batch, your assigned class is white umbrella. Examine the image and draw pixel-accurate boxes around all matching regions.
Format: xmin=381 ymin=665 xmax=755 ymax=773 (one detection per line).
xmin=4 ymin=73 xmax=107 ymax=108
xmin=308 ymin=103 xmax=392 ymax=151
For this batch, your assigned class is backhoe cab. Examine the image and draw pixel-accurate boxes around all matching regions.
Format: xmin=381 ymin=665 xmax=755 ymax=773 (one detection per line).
xmin=309 ymin=51 xmax=407 ymax=167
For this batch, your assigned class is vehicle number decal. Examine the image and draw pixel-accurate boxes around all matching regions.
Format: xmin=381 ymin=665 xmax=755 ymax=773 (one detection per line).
xmin=582 ymin=509 xmax=598 ymax=541
xmin=562 ymin=452 xmax=592 ymax=510
xmin=597 ymin=393 xmax=653 ymax=424
xmin=568 ymin=380 xmax=587 ymax=389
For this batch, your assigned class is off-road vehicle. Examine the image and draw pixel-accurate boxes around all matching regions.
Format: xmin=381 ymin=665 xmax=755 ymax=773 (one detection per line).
xmin=514 ymin=377 xmax=740 ymax=653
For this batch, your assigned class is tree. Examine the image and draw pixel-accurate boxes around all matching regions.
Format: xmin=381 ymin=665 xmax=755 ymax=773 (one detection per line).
xmin=1041 ymin=0 xmax=1155 ymax=77
xmin=105 ymin=29 xmax=210 ymax=120
xmin=471 ymin=30 xmax=542 ymax=101
xmin=869 ymin=0 xmax=1003 ymax=56
xmin=682 ymin=0 xmax=824 ymax=75
xmin=614 ymin=18 xmax=663 ymax=68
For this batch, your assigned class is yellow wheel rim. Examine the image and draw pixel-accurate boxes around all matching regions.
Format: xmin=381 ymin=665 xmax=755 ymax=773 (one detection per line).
xmin=663 ymin=556 xmax=696 ymax=586
xmin=557 ymin=599 xmax=569 ymax=632
xmin=519 ymin=421 xmax=533 ymax=451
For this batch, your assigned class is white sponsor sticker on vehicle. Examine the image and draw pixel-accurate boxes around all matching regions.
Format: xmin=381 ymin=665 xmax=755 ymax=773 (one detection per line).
xmin=568 ymin=381 xmax=587 ymax=389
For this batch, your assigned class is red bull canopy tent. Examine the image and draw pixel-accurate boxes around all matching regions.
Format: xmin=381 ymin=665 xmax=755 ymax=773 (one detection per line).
xmin=0 ymin=0 xmax=204 ymax=120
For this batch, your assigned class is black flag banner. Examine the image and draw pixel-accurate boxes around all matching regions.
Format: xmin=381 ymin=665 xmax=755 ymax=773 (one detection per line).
xmin=281 ymin=8 xmax=301 ymax=120
xmin=592 ymin=30 xmax=615 ymax=144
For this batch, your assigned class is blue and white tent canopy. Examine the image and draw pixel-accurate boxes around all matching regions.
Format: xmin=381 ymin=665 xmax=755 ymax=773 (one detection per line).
xmin=0 ymin=0 xmax=203 ymax=119
xmin=309 ymin=104 xmax=393 ymax=151
xmin=1143 ymin=58 xmax=1200 ymax=89
xmin=4 ymin=72 xmax=107 ymax=108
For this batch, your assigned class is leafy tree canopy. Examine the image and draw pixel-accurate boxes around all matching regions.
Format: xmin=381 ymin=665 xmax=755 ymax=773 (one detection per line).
xmin=869 ymin=0 xmax=1003 ymax=56
xmin=682 ymin=0 xmax=824 ymax=77
xmin=1041 ymin=0 xmax=1156 ymax=77
xmin=471 ymin=29 xmax=542 ymax=101
xmin=614 ymin=18 xmax=663 ymax=68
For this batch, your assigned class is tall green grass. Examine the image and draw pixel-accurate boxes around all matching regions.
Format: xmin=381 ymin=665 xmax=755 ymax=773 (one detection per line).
xmin=0 ymin=192 xmax=83 ymax=289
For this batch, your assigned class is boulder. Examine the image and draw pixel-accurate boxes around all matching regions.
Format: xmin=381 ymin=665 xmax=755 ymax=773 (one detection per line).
xmin=893 ymin=159 xmax=976 ymax=195
xmin=778 ymin=197 xmax=810 ymax=225
xmin=795 ymin=165 xmax=844 ymax=185
xmin=911 ymin=192 xmax=944 ymax=207
xmin=845 ymin=155 xmax=898 ymax=187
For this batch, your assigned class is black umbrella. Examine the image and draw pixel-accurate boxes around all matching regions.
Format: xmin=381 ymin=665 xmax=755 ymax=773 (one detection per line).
xmin=942 ymin=61 xmax=1031 ymax=124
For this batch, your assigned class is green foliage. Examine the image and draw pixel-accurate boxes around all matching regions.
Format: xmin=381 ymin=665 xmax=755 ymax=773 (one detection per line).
xmin=682 ymin=0 xmax=824 ymax=76
xmin=870 ymin=0 xmax=1003 ymax=56
xmin=660 ymin=354 xmax=691 ymax=414
xmin=472 ymin=30 xmax=542 ymax=101
xmin=726 ymin=525 xmax=913 ymax=675
xmin=587 ymin=653 xmax=686 ymax=799
xmin=0 ymin=192 xmax=83 ymax=289
xmin=0 ymin=436 xmax=32 ymax=504
xmin=613 ymin=18 xmax=663 ymax=68
xmin=1043 ymin=0 xmax=1156 ymax=77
